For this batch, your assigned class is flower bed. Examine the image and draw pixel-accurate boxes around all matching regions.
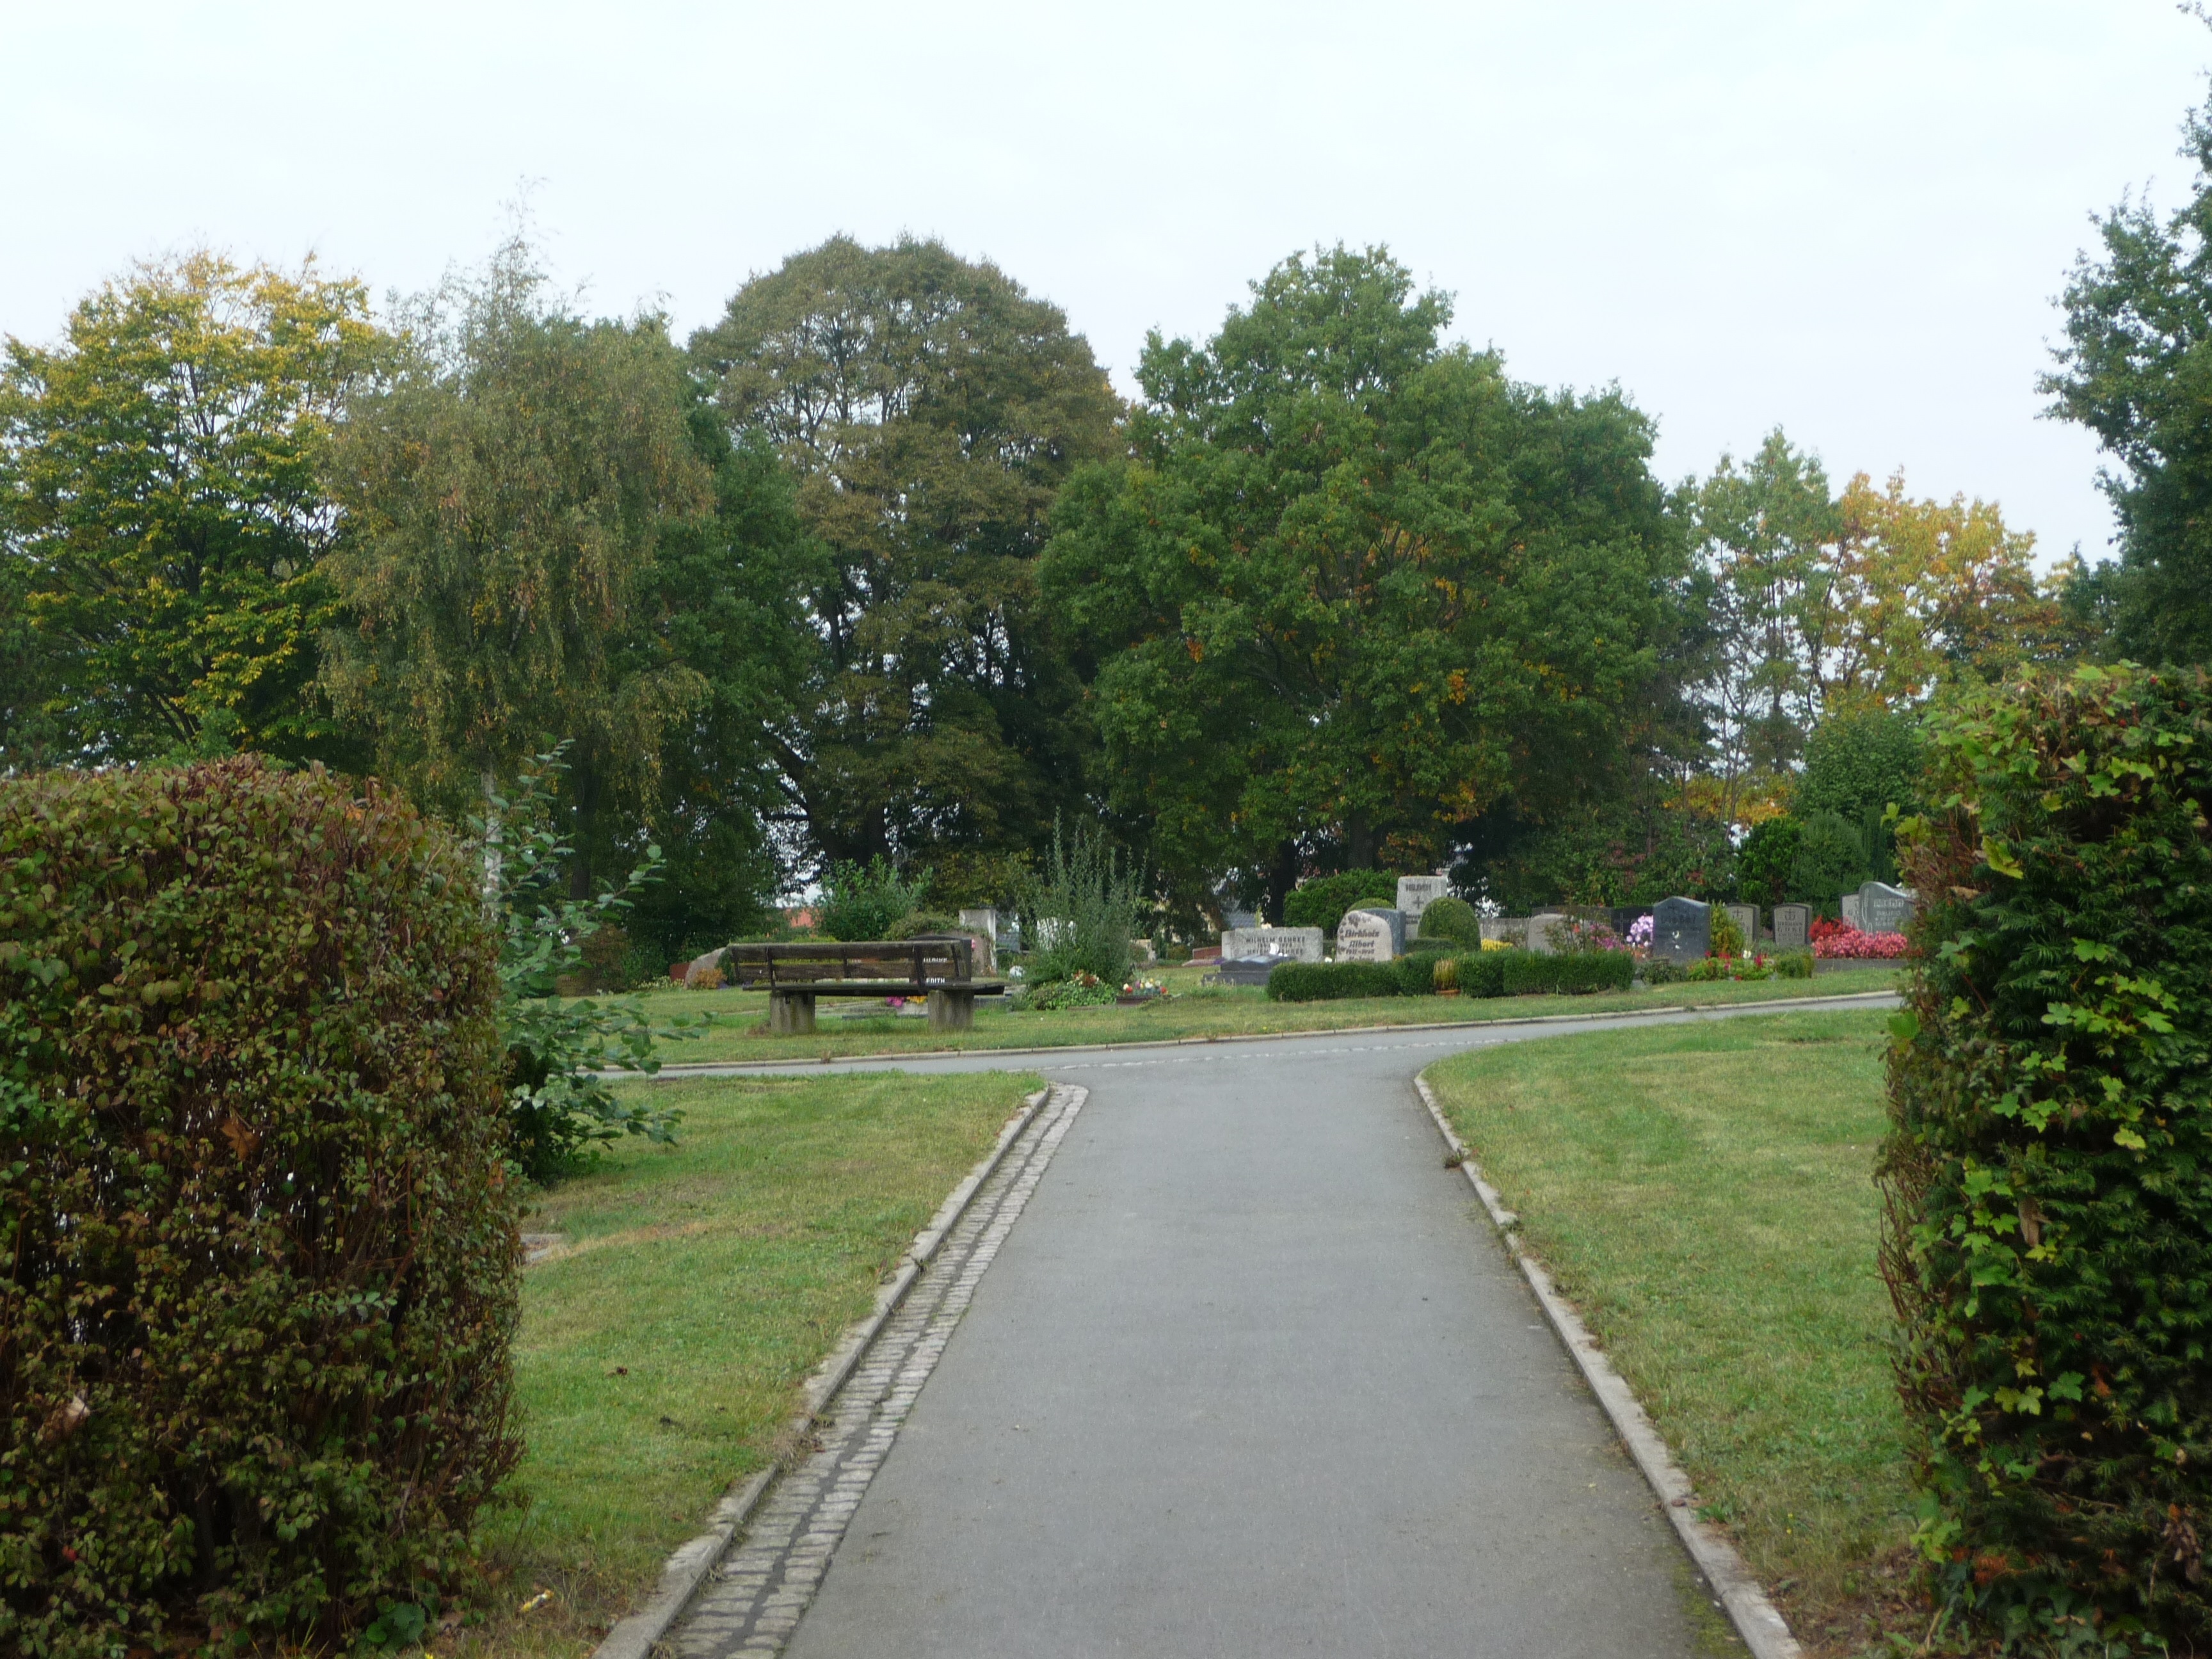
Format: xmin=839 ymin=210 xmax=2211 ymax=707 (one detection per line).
xmin=1809 ymin=917 xmax=1909 ymax=959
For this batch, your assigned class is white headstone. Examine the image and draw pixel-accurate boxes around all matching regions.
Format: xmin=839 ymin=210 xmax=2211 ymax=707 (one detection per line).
xmin=1395 ymin=875 xmax=1451 ymax=937
xmin=959 ymin=906 xmax=998 ymax=941
xmin=1840 ymin=892 xmax=1862 ymax=929
xmin=1219 ymin=926 xmax=1324 ymax=963
xmin=1334 ymin=910 xmax=1397 ymax=962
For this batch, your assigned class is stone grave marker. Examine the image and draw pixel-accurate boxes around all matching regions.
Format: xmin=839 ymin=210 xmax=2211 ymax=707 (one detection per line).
xmin=1335 ymin=909 xmax=1399 ymax=962
xmin=1396 ymin=875 xmax=1451 ymax=937
xmin=1219 ymin=925 xmax=1324 ymax=964
xmin=1725 ymin=903 xmax=1759 ymax=950
xmin=1359 ymin=905 xmax=1407 ymax=954
xmin=1840 ymin=892 xmax=1862 ymax=929
xmin=1650 ymin=897 xmax=1710 ymax=963
xmin=1772 ymin=904 xmax=1811 ymax=951
xmin=959 ymin=906 xmax=998 ymax=942
xmin=1608 ymin=906 xmax=1651 ymax=942
xmin=1479 ymin=917 xmax=1528 ymax=947
xmin=1857 ymin=881 xmax=1916 ymax=935
xmin=1527 ymin=911 xmax=1569 ymax=956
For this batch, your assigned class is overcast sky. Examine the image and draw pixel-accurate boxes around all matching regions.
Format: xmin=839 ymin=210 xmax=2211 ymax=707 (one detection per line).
xmin=4 ymin=1 xmax=2204 ymax=563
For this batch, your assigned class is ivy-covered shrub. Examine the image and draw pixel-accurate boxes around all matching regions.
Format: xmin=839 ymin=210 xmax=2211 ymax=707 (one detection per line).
xmin=1265 ymin=960 xmax=1400 ymax=1001
xmin=1281 ymin=870 xmax=1398 ymax=931
xmin=0 ymin=760 xmax=519 ymax=1655
xmin=1501 ymin=950 xmax=1634 ymax=996
xmin=1881 ymin=665 xmax=2212 ymax=1645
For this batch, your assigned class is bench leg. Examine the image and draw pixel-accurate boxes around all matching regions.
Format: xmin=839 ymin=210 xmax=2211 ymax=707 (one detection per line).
xmin=771 ymin=989 xmax=817 ymax=1036
xmin=927 ymin=989 xmax=974 ymax=1032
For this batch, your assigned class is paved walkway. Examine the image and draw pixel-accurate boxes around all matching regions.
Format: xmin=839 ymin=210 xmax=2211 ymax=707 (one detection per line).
xmin=668 ymin=997 xmax=1895 ymax=1658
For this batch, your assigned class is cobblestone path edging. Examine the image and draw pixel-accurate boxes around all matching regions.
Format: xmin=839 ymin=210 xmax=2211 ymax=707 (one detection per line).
xmin=655 ymin=1082 xmax=1088 ymax=1658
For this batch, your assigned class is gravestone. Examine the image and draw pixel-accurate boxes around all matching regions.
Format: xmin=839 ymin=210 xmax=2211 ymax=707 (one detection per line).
xmin=1479 ymin=917 xmax=1528 ymax=947
xmin=1650 ymin=897 xmax=1711 ymax=963
xmin=1335 ymin=909 xmax=1399 ymax=962
xmin=1356 ymin=904 xmax=1407 ymax=954
xmin=1219 ymin=925 xmax=1324 ymax=963
xmin=1772 ymin=904 xmax=1811 ymax=951
xmin=959 ymin=906 xmax=999 ymax=942
xmin=1857 ymin=881 xmax=1916 ymax=934
xmin=1725 ymin=903 xmax=1759 ymax=950
xmin=1608 ymin=906 xmax=1651 ymax=942
xmin=1526 ymin=912 xmax=1569 ymax=956
xmin=1396 ymin=875 xmax=1451 ymax=938
xmin=1840 ymin=892 xmax=1862 ymax=929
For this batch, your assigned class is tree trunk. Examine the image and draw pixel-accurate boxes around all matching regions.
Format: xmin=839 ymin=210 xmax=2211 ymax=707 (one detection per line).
xmin=1263 ymin=839 xmax=1301 ymax=926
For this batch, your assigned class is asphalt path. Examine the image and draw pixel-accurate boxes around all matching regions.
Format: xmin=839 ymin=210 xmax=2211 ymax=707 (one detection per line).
xmin=687 ymin=993 xmax=1897 ymax=1657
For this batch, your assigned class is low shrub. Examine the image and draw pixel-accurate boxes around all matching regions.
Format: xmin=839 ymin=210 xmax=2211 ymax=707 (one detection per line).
xmin=0 ymin=759 xmax=518 ymax=1655
xmin=1018 ymin=819 xmax=1142 ymax=989
xmin=1455 ymin=949 xmax=1511 ymax=998
xmin=1882 ymin=664 xmax=2212 ymax=1646
xmin=1281 ymin=870 xmax=1399 ymax=931
xmin=818 ymin=857 xmax=928 ymax=942
xmin=1265 ymin=960 xmax=1401 ymax=1001
xmin=1502 ymin=950 xmax=1635 ymax=996
xmin=1774 ymin=948 xmax=1814 ymax=979
xmin=1416 ymin=894 xmax=1482 ymax=947
xmin=1640 ymin=956 xmax=1687 ymax=986
xmin=1014 ymin=972 xmax=1118 ymax=1011
xmin=885 ymin=910 xmax=961 ymax=940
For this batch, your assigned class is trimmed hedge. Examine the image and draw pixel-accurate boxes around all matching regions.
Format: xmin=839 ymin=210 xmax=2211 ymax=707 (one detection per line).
xmin=1265 ymin=960 xmax=1402 ymax=1000
xmin=1457 ymin=949 xmax=1511 ymax=998
xmin=0 ymin=760 xmax=518 ymax=1654
xmin=1416 ymin=894 xmax=1482 ymax=947
xmin=1500 ymin=950 xmax=1634 ymax=996
xmin=1883 ymin=666 xmax=2212 ymax=1643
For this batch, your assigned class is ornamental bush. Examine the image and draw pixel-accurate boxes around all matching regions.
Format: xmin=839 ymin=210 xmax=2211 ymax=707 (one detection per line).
xmin=1415 ymin=895 xmax=1482 ymax=947
xmin=1881 ymin=665 xmax=2212 ymax=1644
xmin=1265 ymin=960 xmax=1400 ymax=1001
xmin=1501 ymin=950 xmax=1634 ymax=996
xmin=1281 ymin=870 xmax=1398 ymax=931
xmin=0 ymin=760 xmax=519 ymax=1655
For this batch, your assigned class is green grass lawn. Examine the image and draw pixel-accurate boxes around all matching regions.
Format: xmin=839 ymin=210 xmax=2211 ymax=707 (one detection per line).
xmin=1423 ymin=1009 xmax=1915 ymax=1656
xmin=454 ymin=1069 xmax=1043 ymax=1657
xmin=623 ymin=962 xmax=1902 ymax=1066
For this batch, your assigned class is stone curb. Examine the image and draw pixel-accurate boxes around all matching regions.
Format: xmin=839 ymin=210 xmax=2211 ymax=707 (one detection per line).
xmin=628 ymin=987 xmax=1902 ymax=1077
xmin=1413 ymin=1074 xmax=1805 ymax=1659
xmin=588 ymin=1084 xmax=1060 ymax=1659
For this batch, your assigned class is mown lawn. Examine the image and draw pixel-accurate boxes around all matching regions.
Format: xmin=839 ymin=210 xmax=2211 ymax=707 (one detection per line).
xmin=451 ymin=1070 xmax=1043 ymax=1657
xmin=620 ymin=963 xmax=1902 ymax=1066
xmin=1424 ymin=1009 xmax=1916 ymax=1657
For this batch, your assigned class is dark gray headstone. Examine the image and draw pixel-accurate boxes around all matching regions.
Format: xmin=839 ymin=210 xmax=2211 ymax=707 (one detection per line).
xmin=1650 ymin=897 xmax=1711 ymax=963
xmin=1857 ymin=881 xmax=1916 ymax=935
xmin=1772 ymin=904 xmax=1811 ymax=951
xmin=1336 ymin=908 xmax=1399 ymax=962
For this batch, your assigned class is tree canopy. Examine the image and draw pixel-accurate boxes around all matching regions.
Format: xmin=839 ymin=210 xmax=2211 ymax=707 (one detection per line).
xmin=691 ymin=235 xmax=1122 ymax=895
xmin=0 ymin=253 xmax=384 ymax=766
xmin=1045 ymin=246 xmax=1687 ymax=918
xmin=2048 ymin=88 xmax=2212 ymax=667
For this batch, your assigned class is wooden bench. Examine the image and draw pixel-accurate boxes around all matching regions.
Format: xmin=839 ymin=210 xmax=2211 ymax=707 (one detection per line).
xmin=718 ymin=938 xmax=1005 ymax=1035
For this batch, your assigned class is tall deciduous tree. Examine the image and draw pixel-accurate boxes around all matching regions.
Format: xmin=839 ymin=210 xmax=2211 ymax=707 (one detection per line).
xmin=2047 ymin=84 xmax=2212 ymax=666
xmin=0 ymin=253 xmax=383 ymax=765
xmin=1044 ymin=246 xmax=1687 ymax=920
xmin=690 ymin=236 xmax=1121 ymax=891
xmin=325 ymin=244 xmax=811 ymax=924
xmin=1688 ymin=429 xmax=1838 ymax=821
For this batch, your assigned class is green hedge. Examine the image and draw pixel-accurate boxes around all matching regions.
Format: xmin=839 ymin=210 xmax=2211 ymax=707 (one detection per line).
xmin=1265 ymin=960 xmax=1402 ymax=1000
xmin=1500 ymin=950 xmax=1635 ymax=996
xmin=0 ymin=760 xmax=518 ymax=1655
xmin=1456 ymin=949 xmax=1510 ymax=998
xmin=1884 ymin=666 xmax=2212 ymax=1644
xmin=1416 ymin=894 xmax=1482 ymax=947
xmin=1281 ymin=870 xmax=1399 ymax=931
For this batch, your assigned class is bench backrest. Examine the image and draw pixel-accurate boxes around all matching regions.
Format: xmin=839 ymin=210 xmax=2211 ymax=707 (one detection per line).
xmin=719 ymin=937 xmax=975 ymax=988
